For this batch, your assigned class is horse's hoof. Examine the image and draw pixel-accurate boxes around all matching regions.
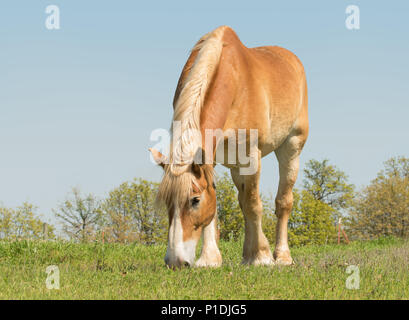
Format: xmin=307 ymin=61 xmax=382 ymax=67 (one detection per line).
xmin=274 ymin=250 xmax=293 ymax=266
xmin=242 ymin=254 xmax=275 ymax=266
xmin=194 ymin=254 xmax=222 ymax=268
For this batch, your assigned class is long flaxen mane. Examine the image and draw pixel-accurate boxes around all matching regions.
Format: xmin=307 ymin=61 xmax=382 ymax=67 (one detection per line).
xmin=157 ymin=27 xmax=225 ymax=208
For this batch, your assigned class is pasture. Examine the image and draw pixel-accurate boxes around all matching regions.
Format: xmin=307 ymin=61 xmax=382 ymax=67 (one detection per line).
xmin=0 ymin=237 xmax=407 ymax=300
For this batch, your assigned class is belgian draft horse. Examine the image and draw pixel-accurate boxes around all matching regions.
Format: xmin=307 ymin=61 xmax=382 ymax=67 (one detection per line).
xmin=150 ymin=26 xmax=308 ymax=268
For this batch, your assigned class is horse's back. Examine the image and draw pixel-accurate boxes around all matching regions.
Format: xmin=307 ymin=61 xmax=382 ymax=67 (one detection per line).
xmin=228 ymin=44 xmax=308 ymax=156
xmin=251 ymin=46 xmax=305 ymax=77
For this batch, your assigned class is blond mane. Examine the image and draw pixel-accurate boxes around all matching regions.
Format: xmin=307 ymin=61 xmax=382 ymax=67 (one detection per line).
xmin=157 ymin=27 xmax=225 ymax=207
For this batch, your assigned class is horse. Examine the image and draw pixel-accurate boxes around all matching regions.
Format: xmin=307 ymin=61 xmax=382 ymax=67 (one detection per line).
xmin=150 ymin=26 xmax=308 ymax=268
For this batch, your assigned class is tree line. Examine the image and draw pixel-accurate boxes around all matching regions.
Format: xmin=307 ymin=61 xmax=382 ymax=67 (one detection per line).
xmin=0 ymin=156 xmax=407 ymax=246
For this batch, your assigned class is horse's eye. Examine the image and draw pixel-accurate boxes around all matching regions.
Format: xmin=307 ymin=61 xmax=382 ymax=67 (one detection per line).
xmin=191 ymin=197 xmax=200 ymax=207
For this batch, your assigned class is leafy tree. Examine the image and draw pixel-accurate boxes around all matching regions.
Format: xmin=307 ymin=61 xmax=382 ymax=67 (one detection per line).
xmin=54 ymin=188 xmax=102 ymax=242
xmin=215 ymin=169 xmax=336 ymax=246
xmin=216 ymin=172 xmax=243 ymax=240
xmin=260 ymin=193 xmax=277 ymax=245
xmin=102 ymin=179 xmax=167 ymax=244
xmin=288 ymin=189 xmax=337 ymax=246
xmin=347 ymin=156 xmax=409 ymax=239
xmin=0 ymin=203 xmax=55 ymax=240
xmin=0 ymin=206 xmax=13 ymax=239
xmin=216 ymin=172 xmax=277 ymax=242
xmin=303 ymin=159 xmax=355 ymax=219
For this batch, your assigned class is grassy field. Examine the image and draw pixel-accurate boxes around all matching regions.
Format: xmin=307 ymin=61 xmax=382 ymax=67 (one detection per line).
xmin=0 ymin=237 xmax=408 ymax=299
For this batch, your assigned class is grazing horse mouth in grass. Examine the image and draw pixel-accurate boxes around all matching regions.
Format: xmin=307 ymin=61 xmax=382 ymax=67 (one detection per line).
xmin=150 ymin=26 xmax=308 ymax=269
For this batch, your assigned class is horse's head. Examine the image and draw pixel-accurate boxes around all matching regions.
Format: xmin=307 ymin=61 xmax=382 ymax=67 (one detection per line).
xmin=150 ymin=148 xmax=216 ymax=268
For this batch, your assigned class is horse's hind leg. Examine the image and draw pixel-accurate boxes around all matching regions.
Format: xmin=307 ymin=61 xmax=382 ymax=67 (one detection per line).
xmin=273 ymin=135 xmax=305 ymax=265
xmin=231 ymin=156 xmax=273 ymax=266
xmin=195 ymin=214 xmax=222 ymax=267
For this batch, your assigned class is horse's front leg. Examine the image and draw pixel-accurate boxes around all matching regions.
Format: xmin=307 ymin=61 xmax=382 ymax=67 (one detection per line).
xmin=231 ymin=160 xmax=274 ymax=266
xmin=195 ymin=214 xmax=222 ymax=267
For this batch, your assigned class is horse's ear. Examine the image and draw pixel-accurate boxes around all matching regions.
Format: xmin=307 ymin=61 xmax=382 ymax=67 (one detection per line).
xmin=149 ymin=148 xmax=167 ymax=169
xmin=191 ymin=148 xmax=204 ymax=177
xmin=191 ymin=148 xmax=215 ymax=187
xmin=191 ymin=162 xmax=201 ymax=177
xmin=191 ymin=147 xmax=213 ymax=178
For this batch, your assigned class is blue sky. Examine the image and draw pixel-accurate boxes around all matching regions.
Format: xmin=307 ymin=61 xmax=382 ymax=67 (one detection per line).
xmin=0 ymin=1 xmax=408 ymax=223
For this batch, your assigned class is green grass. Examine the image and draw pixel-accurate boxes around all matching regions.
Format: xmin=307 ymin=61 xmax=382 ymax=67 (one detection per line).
xmin=0 ymin=237 xmax=408 ymax=299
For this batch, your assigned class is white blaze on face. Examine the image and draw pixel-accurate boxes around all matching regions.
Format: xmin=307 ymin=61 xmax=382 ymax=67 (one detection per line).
xmin=165 ymin=203 xmax=198 ymax=267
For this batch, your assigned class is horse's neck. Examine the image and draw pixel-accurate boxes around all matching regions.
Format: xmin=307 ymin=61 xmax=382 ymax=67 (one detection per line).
xmin=199 ymin=56 xmax=237 ymax=149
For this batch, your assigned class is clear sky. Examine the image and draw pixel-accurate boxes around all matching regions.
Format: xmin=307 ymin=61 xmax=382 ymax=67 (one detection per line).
xmin=1 ymin=0 xmax=408 ymax=224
